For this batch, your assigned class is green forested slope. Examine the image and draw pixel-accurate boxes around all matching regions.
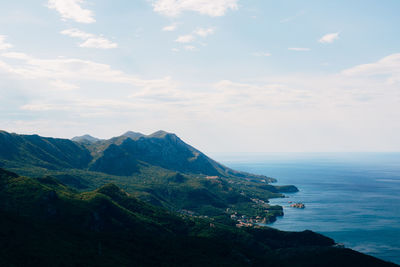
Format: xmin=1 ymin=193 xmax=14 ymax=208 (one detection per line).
xmin=0 ymin=168 xmax=396 ymax=267
xmin=0 ymin=130 xmax=287 ymax=221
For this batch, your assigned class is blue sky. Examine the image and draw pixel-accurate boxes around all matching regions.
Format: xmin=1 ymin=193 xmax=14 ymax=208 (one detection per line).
xmin=1 ymin=0 xmax=400 ymax=153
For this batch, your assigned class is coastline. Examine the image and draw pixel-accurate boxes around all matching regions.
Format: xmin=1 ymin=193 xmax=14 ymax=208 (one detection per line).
xmin=219 ymin=153 xmax=400 ymax=265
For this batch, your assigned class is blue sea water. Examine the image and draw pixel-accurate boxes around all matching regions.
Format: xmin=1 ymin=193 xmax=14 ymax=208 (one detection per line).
xmin=216 ymin=153 xmax=400 ymax=264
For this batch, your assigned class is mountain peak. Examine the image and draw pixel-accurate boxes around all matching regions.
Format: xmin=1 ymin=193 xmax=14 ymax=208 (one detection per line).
xmin=122 ymin=131 xmax=145 ymax=140
xmin=71 ymin=134 xmax=100 ymax=143
xmin=148 ymin=130 xmax=175 ymax=138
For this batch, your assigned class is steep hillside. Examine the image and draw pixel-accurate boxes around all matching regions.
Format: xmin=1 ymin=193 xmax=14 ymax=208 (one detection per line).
xmin=89 ymin=131 xmax=224 ymax=176
xmin=88 ymin=130 xmax=272 ymax=180
xmin=0 ymin=130 xmax=288 ymax=222
xmin=0 ymin=168 xmax=396 ymax=267
xmin=0 ymin=131 xmax=92 ymax=170
xmin=0 ymin=130 xmax=272 ymax=181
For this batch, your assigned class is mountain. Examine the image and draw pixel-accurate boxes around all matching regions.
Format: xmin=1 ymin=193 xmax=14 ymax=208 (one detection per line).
xmin=0 ymin=130 xmax=92 ymax=170
xmin=71 ymin=134 xmax=101 ymax=143
xmin=89 ymin=131 xmax=262 ymax=178
xmin=0 ymin=129 xmax=284 ymax=221
xmin=84 ymin=130 xmax=271 ymax=180
xmin=121 ymin=131 xmax=145 ymax=140
xmin=0 ymin=168 xmax=396 ymax=267
xmin=0 ymin=129 xmax=275 ymax=181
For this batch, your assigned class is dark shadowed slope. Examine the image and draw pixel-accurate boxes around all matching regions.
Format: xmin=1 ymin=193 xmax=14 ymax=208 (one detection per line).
xmin=0 ymin=131 xmax=92 ymax=170
xmin=0 ymin=168 xmax=396 ymax=267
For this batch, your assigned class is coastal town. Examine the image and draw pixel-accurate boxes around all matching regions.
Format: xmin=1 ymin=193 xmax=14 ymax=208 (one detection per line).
xmin=178 ymin=176 xmax=306 ymax=228
xmin=230 ymin=212 xmax=269 ymax=227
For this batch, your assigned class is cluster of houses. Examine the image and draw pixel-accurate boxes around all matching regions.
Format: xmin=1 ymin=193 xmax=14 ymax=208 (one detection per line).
xmin=250 ymin=198 xmax=269 ymax=208
xmin=230 ymin=212 xmax=268 ymax=228
xmin=179 ymin=178 xmax=282 ymax=228
xmin=178 ymin=208 xmax=268 ymax=228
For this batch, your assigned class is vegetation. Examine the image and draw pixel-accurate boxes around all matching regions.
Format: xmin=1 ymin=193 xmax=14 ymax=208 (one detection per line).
xmin=1 ymin=130 xmax=397 ymax=265
xmin=0 ymin=130 xmax=287 ymax=222
xmin=0 ymin=168 xmax=396 ymax=267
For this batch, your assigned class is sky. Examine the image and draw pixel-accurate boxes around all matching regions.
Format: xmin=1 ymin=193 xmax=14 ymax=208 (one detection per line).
xmin=0 ymin=0 xmax=400 ymax=153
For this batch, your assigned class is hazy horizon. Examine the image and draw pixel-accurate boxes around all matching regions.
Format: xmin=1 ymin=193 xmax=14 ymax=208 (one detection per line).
xmin=1 ymin=0 xmax=400 ymax=153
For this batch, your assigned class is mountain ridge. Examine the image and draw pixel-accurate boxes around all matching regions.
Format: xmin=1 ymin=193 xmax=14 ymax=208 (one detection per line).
xmin=71 ymin=134 xmax=101 ymax=143
xmin=0 ymin=129 xmax=275 ymax=181
xmin=121 ymin=131 xmax=145 ymax=140
xmin=0 ymin=129 xmax=285 ymax=221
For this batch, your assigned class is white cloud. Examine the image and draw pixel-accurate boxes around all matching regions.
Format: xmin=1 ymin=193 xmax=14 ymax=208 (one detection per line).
xmin=20 ymin=99 xmax=148 ymax=112
xmin=288 ymin=47 xmax=310 ymax=51
xmin=0 ymin=52 xmax=174 ymax=90
xmin=205 ymin=72 xmax=396 ymax=117
xmin=80 ymin=38 xmax=117 ymax=49
xmin=0 ymin=35 xmax=12 ymax=50
xmin=162 ymin=24 xmax=178 ymax=31
xmin=211 ymin=80 xmax=309 ymax=109
xmin=152 ymin=0 xmax=239 ymax=17
xmin=47 ymin=0 xmax=95 ymax=23
xmin=61 ymin=28 xmax=117 ymax=49
xmin=171 ymin=48 xmax=179 ymax=52
xmin=319 ymin=32 xmax=340 ymax=44
xmin=175 ymin=34 xmax=195 ymax=43
xmin=174 ymin=27 xmax=214 ymax=47
xmin=49 ymin=80 xmax=79 ymax=90
xmin=252 ymin=52 xmax=272 ymax=57
xmin=195 ymin=27 xmax=215 ymax=37
xmin=342 ymin=53 xmax=400 ymax=84
xmin=0 ymin=52 xmax=30 ymax=60
xmin=184 ymin=45 xmax=196 ymax=51
xmin=60 ymin=28 xmax=92 ymax=39
xmin=2 ymin=50 xmax=400 ymax=152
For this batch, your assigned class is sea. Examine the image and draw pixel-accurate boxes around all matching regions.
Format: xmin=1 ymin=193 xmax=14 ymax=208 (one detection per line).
xmin=214 ymin=152 xmax=400 ymax=265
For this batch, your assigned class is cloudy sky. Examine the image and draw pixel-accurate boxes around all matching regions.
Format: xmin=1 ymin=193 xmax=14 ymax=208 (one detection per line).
xmin=1 ymin=0 xmax=400 ymax=153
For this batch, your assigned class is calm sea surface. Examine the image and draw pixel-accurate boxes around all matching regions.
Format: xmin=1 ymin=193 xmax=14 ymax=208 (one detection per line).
xmin=215 ymin=153 xmax=400 ymax=264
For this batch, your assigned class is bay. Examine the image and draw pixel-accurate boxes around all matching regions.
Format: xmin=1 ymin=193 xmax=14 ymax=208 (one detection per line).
xmin=215 ymin=152 xmax=400 ymax=264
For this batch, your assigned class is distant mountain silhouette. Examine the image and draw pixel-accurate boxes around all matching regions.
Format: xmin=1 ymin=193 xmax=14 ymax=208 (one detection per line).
xmin=121 ymin=131 xmax=145 ymax=140
xmin=71 ymin=134 xmax=101 ymax=143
